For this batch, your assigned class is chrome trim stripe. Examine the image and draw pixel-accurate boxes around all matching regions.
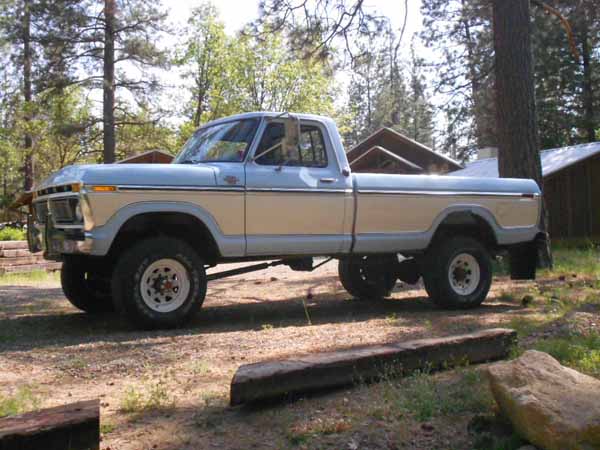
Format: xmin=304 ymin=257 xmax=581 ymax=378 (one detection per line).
xmin=116 ymin=185 xmax=244 ymax=193
xmin=115 ymin=185 xmax=352 ymax=194
xmin=246 ymin=188 xmax=352 ymax=194
xmin=357 ymin=190 xmax=540 ymax=197
xmin=34 ymin=192 xmax=80 ymax=201
xmin=54 ymin=224 xmax=85 ymax=230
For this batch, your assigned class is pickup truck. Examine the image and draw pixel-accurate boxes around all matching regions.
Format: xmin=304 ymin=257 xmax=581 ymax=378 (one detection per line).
xmin=28 ymin=112 xmax=543 ymax=329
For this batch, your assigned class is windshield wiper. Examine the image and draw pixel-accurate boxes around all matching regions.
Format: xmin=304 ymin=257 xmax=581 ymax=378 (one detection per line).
xmin=177 ymin=160 xmax=198 ymax=165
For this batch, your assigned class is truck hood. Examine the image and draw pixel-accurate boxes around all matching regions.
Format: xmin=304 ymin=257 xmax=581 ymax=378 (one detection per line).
xmin=36 ymin=163 xmax=218 ymax=191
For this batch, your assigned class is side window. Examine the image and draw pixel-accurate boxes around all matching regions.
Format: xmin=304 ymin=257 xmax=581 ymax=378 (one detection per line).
xmin=255 ymin=123 xmax=328 ymax=168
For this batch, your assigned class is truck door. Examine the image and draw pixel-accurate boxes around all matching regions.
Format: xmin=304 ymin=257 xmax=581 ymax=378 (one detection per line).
xmin=244 ymin=119 xmax=352 ymax=256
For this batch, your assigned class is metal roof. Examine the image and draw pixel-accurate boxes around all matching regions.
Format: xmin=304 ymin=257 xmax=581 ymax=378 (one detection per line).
xmin=451 ymin=141 xmax=600 ymax=178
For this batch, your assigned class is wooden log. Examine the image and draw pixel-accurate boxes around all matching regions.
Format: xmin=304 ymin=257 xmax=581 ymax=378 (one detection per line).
xmin=3 ymin=262 xmax=61 ymax=273
xmin=0 ymin=400 xmax=99 ymax=450
xmin=230 ymin=328 xmax=517 ymax=406
xmin=0 ymin=241 xmax=28 ymax=251
xmin=0 ymin=256 xmax=45 ymax=268
xmin=0 ymin=249 xmax=34 ymax=258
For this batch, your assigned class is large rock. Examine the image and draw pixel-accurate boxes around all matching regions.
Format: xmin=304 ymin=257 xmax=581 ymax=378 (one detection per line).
xmin=485 ymin=350 xmax=600 ymax=450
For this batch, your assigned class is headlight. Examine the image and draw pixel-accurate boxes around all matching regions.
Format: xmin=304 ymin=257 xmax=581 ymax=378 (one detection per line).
xmin=49 ymin=198 xmax=83 ymax=225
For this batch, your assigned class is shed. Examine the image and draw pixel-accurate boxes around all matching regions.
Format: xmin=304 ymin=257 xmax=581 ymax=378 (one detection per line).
xmin=347 ymin=128 xmax=462 ymax=174
xmin=451 ymin=142 xmax=600 ymax=240
xmin=117 ymin=150 xmax=174 ymax=164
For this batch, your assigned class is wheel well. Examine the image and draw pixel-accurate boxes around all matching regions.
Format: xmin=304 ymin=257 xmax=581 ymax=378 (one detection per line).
xmin=107 ymin=212 xmax=220 ymax=264
xmin=430 ymin=211 xmax=498 ymax=251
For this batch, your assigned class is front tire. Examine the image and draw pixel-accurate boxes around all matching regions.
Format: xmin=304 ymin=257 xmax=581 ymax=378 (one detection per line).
xmin=338 ymin=256 xmax=397 ymax=300
xmin=422 ymin=236 xmax=492 ymax=309
xmin=61 ymin=257 xmax=114 ymax=314
xmin=111 ymin=237 xmax=207 ymax=329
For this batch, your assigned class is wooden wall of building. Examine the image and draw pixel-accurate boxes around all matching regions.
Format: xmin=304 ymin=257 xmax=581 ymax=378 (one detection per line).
xmin=544 ymin=153 xmax=600 ymax=239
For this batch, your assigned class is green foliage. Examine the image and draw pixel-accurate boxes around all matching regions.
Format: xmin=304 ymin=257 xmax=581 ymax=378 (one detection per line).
xmin=398 ymin=369 xmax=492 ymax=421
xmin=534 ymin=334 xmax=600 ymax=377
xmin=0 ymin=227 xmax=25 ymax=241
xmin=120 ymin=380 xmax=174 ymax=413
xmin=0 ymin=386 xmax=41 ymax=418
xmin=0 ymin=270 xmax=59 ymax=286
xmin=341 ymin=31 xmax=435 ymax=151
xmin=379 ymin=367 xmax=493 ymax=422
xmin=175 ymin=6 xmax=336 ymax=127
xmin=420 ymin=0 xmax=600 ymax=157
xmin=546 ymin=246 xmax=600 ymax=278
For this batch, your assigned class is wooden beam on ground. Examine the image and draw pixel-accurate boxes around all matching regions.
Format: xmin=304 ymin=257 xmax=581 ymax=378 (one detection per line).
xmin=0 ymin=399 xmax=99 ymax=450
xmin=230 ymin=328 xmax=517 ymax=406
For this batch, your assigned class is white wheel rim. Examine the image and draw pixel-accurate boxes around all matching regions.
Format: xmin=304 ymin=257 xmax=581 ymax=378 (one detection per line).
xmin=448 ymin=253 xmax=480 ymax=296
xmin=140 ymin=258 xmax=191 ymax=313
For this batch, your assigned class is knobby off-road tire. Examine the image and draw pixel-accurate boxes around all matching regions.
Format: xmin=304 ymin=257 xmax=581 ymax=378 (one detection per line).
xmin=111 ymin=236 xmax=207 ymax=329
xmin=422 ymin=236 xmax=492 ymax=309
xmin=338 ymin=256 xmax=397 ymax=300
xmin=61 ymin=257 xmax=114 ymax=314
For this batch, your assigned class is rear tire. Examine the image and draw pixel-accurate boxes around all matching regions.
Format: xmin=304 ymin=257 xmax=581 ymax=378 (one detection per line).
xmin=338 ymin=256 xmax=397 ymax=300
xmin=422 ymin=236 xmax=492 ymax=309
xmin=61 ymin=257 xmax=114 ymax=314
xmin=111 ymin=236 xmax=206 ymax=329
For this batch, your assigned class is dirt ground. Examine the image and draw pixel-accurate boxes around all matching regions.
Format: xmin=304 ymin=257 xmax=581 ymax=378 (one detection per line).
xmin=0 ymin=261 xmax=596 ymax=449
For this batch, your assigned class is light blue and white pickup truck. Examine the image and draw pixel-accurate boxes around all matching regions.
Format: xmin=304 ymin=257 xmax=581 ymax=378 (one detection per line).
xmin=28 ymin=112 xmax=544 ymax=329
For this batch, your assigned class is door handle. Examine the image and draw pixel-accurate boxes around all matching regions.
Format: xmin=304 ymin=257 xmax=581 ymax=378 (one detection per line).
xmin=319 ymin=178 xmax=337 ymax=183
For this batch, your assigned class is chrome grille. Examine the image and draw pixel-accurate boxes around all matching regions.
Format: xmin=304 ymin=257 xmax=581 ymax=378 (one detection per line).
xmin=33 ymin=202 xmax=48 ymax=224
xmin=50 ymin=198 xmax=79 ymax=224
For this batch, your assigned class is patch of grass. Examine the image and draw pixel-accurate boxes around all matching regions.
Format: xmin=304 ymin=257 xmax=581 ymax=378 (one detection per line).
xmin=287 ymin=416 xmax=352 ymax=445
xmin=384 ymin=313 xmax=398 ymax=325
xmin=119 ymin=380 xmax=174 ymax=413
xmin=492 ymin=254 xmax=510 ymax=276
xmin=498 ymin=290 xmax=517 ymax=303
xmin=100 ymin=422 xmax=116 ymax=434
xmin=261 ymin=323 xmax=274 ymax=331
xmin=508 ymin=315 xmax=547 ymax=338
xmin=0 ymin=227 xmax=26 ymax=241
xmin=472 ymin=430 xmax=524 ymax=450
xmin=120 ymin=387 xmax=144 ymax=413
xmin=534 ymin=333 xmax=600 ymax=377
xmin=544 ymin=246 xmax=600 ymax=278
xmin=0 ymin=386 xmax=41 ymax=418
xmin=0 ymin=270 xmax=59 ymax=286
xmin=380 ymin=367 xmax=493 ymax=422
xmin=191 ymin=360 xmax=211 ymax=376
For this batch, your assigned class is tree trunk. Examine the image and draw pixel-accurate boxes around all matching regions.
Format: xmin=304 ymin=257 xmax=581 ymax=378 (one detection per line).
xmin=103 ymin=0 xmax=116 ymax=164
xmin=580 ymin=15 xmax=595 ymax=143
xmin=22 ymin=0 xmax=33 ymax=191
xmin=461 ymin=0 xmax=491 ymax=149
xmin=193 ymin=91 xmax=204 ymax=127
xmin=492 ymin=0 xmax=552 ymax=266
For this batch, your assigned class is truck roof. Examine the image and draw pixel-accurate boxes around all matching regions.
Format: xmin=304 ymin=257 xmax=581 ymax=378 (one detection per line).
xmin=198 ymin=111 xmax=336 ymax=129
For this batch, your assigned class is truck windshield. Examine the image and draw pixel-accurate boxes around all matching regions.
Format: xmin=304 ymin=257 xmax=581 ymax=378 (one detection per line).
xmin=174 ymin=118 xmax=259 ymax=164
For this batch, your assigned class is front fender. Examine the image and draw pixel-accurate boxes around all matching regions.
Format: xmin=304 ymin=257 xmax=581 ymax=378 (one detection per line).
xmin=86 ymin=201 xmax=245 ymax=257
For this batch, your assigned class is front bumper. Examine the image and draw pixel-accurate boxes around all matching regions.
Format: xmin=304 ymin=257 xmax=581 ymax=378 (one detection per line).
xmin=27 ymin=214 xmax=92 ymax=260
